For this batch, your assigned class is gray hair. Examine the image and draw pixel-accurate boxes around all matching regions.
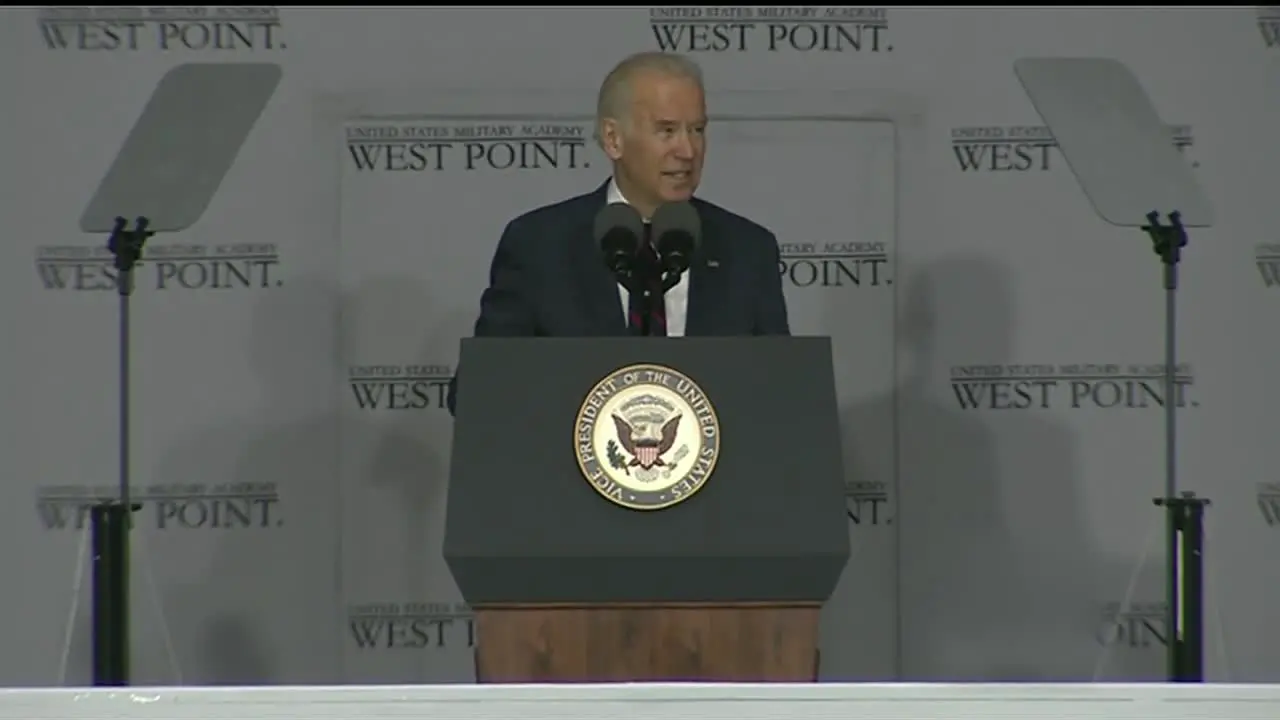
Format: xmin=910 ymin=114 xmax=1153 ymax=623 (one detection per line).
xmin=595 ymin=51 xmax=704 ymax=145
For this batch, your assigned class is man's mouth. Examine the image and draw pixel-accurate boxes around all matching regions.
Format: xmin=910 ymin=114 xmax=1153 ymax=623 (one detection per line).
xmin=663 ymin=171 xmax=691 ymax=180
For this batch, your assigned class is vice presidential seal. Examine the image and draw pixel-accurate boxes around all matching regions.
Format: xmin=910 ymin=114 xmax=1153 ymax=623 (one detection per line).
xmin=573 ymin=363 xmax=721 ymax=511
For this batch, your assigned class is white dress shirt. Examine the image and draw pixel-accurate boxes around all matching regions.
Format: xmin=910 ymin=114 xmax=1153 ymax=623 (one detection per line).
xmin=606 ymin=179 xmax=689 ymax=337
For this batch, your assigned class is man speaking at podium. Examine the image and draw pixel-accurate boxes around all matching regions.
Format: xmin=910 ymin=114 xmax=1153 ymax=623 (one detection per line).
xmin=447 ymin=51 xmax=789 ymax=416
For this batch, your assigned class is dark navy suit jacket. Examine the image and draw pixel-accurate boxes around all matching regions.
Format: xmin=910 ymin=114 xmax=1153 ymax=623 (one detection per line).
xmin=446 ymin=180 xmax=790 ymax=415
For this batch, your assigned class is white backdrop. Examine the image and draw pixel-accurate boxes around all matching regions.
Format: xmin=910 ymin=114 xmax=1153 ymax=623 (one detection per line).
xmin=1 ymin=6 xmax=1277 ymax=685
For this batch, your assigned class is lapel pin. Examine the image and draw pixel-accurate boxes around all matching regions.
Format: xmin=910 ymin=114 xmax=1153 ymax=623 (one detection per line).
xmin=706 ymin=259 xmax=720 ymax=268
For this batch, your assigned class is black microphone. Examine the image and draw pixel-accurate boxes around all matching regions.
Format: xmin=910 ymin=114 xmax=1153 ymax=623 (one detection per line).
xmin=651 ymin=201 xmax=701 ymax=280
xmin=593 ymin=202 xmax=644 ymax=278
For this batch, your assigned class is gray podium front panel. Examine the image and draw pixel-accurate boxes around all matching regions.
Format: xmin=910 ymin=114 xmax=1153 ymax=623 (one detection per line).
xmin=445 ymin=336 xmax=850 ymax=604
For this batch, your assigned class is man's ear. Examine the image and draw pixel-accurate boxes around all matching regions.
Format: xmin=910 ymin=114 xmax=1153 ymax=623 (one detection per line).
xmin=600 ymin=118 xmax=624 ymax=161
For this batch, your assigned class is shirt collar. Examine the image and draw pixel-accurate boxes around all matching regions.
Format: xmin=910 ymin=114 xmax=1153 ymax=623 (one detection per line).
xmin=606 ymin=177 xmax=649 ymax=223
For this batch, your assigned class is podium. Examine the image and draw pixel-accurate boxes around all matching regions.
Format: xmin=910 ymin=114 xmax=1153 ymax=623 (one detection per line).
xmin=444 ymin=336 xmax=850 ymax=682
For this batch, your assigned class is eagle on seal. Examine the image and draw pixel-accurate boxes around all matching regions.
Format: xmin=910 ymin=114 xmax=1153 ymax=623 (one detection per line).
xmin=611 ymin=414 xmax=682 ymax=470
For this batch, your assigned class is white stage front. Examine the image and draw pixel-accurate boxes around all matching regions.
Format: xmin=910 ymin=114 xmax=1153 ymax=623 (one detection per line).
xmin=1 ymin=683 xmax=1278 ymax=720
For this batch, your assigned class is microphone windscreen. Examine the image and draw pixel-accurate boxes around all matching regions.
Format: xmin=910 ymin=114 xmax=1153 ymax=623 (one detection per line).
xmin=593 ymin=202 xmax=644 ymax=246
xmin=651 ymin=201 xmax=702 ymax=251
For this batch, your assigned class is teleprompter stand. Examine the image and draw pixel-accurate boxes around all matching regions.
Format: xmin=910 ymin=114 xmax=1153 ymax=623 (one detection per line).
xmin=1143 ymin=211 xmax=1210 ymax=682
xmin=90 ymin=216 xmax=153 ymax=686
xmin=77 ymin=62 xmax=281 ymax=686
xmin=1015 ymin=57 xmax=1216 ymax=682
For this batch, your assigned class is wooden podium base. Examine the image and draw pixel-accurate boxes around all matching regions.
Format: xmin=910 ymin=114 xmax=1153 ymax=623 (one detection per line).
xmin=473 ymin=603 xmax=820 ymax=683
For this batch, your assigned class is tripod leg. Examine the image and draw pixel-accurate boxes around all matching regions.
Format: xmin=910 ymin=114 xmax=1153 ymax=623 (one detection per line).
xmin=133 ymin=527 xmax=185 ymax=682
xmin=1200 ymin=520 xmax=1233 ymax=680
xmin=1091 ymin=514 xmax=1161 ymax=681
xmin=57 ymin=522 xmax=93 ymax=684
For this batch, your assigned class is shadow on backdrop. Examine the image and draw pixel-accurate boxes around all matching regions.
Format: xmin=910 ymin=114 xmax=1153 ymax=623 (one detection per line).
xmin=868 ymin=254 xmax=1120 ymax=681
xmin=814 ymin=270 xmax=898 ymax=682
xmin=151 ymin=276 xmax=343 ymax=685
xmin=337 ymin=275 xmax=473 ymax=682
xmin=342 ymin=274 xmax=470 ymax=502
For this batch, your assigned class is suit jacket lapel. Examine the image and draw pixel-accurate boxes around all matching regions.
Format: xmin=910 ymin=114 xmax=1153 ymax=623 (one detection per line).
xmin=684 ymin=198 xmax=723 ymax=336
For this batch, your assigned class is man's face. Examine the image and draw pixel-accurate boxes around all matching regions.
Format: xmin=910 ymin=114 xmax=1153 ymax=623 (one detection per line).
xmin=606 ymin=71 xmax=707 ymax=215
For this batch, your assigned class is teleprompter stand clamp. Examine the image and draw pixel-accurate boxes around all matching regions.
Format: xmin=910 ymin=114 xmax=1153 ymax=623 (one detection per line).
xmin=1145 ymin=209 xmax=1187 ymax=284
xmin=108 ymin=216 xmax=153 ymax=292
xmin=76 ymin=62 xmax=282 ymax=687
xmin=1153 ymin=491 xmax=1210 ymax=682
xmin=1014 ymin=57 xmax=1216 ymax=682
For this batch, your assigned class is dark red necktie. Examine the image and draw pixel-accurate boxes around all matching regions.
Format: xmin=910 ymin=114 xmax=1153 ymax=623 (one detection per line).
xmin=628 ymin=225 xmax=667 ymax=336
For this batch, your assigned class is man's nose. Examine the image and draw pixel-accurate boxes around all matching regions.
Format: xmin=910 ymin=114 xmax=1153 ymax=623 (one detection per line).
xmin=672 ymin=132 xmax=695 ymax=159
